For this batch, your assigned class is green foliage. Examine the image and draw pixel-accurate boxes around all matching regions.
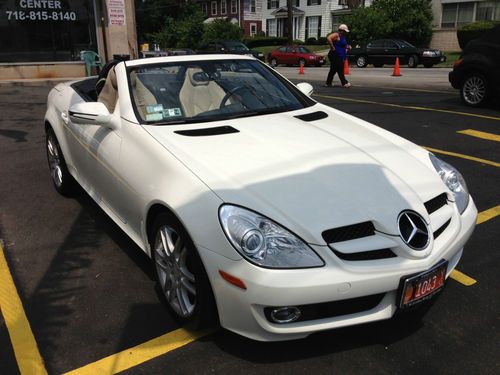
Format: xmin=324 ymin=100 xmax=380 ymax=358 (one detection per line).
xmin=343 ymin=0 xmax=433 ymax=47
xmin=203 ymin=19 xmax=243 ymax=42
xmin=147 ymin=2 xmax=205 ymax=49
xmin=135 ymin=0 xmax=180 ymax=43
xmin=457 ymin=21 xmax=500 ymax=49
xmin=243 ymin=37 xmax=288 ymax=48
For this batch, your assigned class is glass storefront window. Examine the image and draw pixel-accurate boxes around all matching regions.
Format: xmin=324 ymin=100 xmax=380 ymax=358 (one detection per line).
xmin=0 ymin=0 xmax=98 ymax=62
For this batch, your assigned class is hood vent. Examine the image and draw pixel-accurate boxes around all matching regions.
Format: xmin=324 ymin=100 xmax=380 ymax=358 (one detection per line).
xmin=322 ymin=221 xmax=375 ymax=244
xmin=174 ymin=126 xmax=239 ymax=137
xmin=294 ymin=111 xmax=328 ymax=122
xmin=424 ymin=193 xmax=448 ymax=214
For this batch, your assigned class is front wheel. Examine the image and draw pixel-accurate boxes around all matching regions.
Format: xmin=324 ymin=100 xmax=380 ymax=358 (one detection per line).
xmin=408 ymin=55 xmax=418 ymax=68
xmin=356 ymin=55 xmax=367 ymax=68
xmin=460 ymin=72 xmax=489 ymax=107
xmin=46 ymin=127 xmax=76 ymax=196
xmin=151 ymin=212 xmax=218 ymax=329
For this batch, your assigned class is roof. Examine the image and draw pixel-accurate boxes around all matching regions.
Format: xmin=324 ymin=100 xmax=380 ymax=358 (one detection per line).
xmin=124 ymin=54 xmax=255 ymax=68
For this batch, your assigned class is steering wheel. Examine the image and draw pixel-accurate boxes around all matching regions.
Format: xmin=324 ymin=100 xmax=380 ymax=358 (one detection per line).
xmin=220 ymin=86 xmax=247 ymax=109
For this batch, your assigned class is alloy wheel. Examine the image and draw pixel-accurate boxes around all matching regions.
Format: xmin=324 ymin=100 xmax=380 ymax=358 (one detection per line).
xmin=47 ymin=135 xmax=63 ymax=188
xmin=462 ymin=75 xmax=486 ymax=106
xmin=154 ymin=225 xmax=196 ymax=318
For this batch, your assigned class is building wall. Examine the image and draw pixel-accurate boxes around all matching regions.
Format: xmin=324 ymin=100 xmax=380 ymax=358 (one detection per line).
xmin=430 ymin=29 xmax=460 ymax=51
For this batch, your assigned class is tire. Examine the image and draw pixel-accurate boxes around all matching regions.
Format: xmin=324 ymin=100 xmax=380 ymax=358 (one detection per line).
xmin=408 ymin=55 xmax=418 ymax=68
xmin=150 ymin=211 xmax=218 ymax=329
xmin=298 ymin=58 xmax=306 ymax=67
xmin=270 ymin=58 xmax=278 ymax=67
xmin=460 ymin=72 xmax=489 ymax=107
xmin=373 ymin=63 xmax=383 ymax=68
xmin=46 ymin=127 xmax=76 ymax=196
xmin=356 ymin=55 xmax=367 ymax=68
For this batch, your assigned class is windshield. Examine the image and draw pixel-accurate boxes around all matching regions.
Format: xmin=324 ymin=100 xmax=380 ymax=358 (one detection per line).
xmin=398 ymin=40 xmax=415 ymax=48
xmin=298 ymin=47 xmax=311 ymax=54
xmin=225 ymin=42 xmax=249 ymax=52
xmin=129 ymin=59 xmax=314 ymax=125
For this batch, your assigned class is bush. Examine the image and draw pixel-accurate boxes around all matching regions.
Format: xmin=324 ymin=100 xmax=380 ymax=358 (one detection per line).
xmin=244 ymin=37 xmax=288 ymax=48
xmin=305 ymin=37 xmax=317 ymax=45
xmin=203 ymin=19 xmax=243 ymax=42
xmin=457 ymin=21 xmax=500 ymax=49
xmin=317 ymin=37 xmax=327 ymax=45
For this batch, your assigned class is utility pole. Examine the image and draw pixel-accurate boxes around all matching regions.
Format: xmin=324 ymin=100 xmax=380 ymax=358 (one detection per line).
xmin=287 ymin=0 xmax=293 ymax=44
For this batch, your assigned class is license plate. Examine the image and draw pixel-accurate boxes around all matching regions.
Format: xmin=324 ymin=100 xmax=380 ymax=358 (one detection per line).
xmin=398 ymin=260 xmax=448 ymax=308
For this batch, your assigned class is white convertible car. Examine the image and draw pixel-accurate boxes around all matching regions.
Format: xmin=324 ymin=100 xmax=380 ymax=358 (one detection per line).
xmin=45 ymin=55 xmax=477 ymax=341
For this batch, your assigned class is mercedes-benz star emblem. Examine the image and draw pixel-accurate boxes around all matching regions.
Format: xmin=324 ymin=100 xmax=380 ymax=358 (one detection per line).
xmin=397 ymin=211 xmax=430 ymax=250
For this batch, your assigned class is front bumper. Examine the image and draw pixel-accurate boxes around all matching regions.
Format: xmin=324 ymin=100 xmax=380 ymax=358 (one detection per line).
xmin=199 ymin=198 xmax=477 ymax=341
xmin=421 ymin=55 xmax=447 ymax=65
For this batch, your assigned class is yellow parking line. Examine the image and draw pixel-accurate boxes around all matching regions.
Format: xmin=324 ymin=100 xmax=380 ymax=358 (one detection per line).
xmin=64 ymin=327 xmax=213 ymax=375
xmin=424 ymin=146 xmax=500 ymax=167
xmin=457 ymin=129 xmax=500 ymax=142
xmin=476 ymin=205 xmax=500 ymax=225
xmin=313 ymin=94 xmax=500 ymax=122
xmin=0 ymin=242 xmax=47 ymax=375
xmin=450 ymin=269 xmax=477 ymax=286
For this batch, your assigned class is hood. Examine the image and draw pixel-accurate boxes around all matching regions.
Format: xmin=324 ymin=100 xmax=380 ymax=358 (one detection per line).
xmin=144 ymin=105 xmax=446 ymax=245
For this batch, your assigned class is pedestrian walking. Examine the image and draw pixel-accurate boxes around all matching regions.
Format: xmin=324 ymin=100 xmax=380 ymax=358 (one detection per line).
xmin=325 ymin=24 xmax=351 ymax=88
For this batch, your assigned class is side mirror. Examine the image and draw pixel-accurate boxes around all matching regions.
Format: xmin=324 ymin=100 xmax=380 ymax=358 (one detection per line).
xmin=68 ymin=102 xmax=120 ymax=129
xmin=296 ymin=82 xmax=314 ymax=97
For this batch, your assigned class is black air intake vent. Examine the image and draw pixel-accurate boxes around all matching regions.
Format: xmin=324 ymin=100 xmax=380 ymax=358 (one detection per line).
xmin=322 ymin=221 xmax=375 ymax=244
xmin=174 ymin=126 xmax=239 ymax=137
xmin=332 ymin=248 xmax=397 ymax=261
xmin=425 ymin=193 xmax=448 ymax=214
xmin=433 ymin=219 xmax=451 ymax=240
xmin=294 ymin=111 xmax=328 ymax=122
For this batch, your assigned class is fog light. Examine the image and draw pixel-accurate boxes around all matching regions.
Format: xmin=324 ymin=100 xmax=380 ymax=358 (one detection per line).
xmin=269 ymin=307 xmax=301 ymax=324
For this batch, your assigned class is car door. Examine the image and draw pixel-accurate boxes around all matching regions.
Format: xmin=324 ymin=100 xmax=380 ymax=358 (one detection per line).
xmin=274 ymin=46 xmax=287 ymax=64
xmin=366 ymin=40 xmax=385 ymax=65
xmin=383 ymin=40 xmax=401 ymax=65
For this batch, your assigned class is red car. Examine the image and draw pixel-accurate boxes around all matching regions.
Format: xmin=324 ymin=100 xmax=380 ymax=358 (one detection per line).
xmin=269 ymin=45 xmax=325 ymax=67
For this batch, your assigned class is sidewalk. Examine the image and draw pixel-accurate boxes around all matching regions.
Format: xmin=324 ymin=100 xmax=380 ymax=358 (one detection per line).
xmin=0 ymin=77 xmax=83 ymax=87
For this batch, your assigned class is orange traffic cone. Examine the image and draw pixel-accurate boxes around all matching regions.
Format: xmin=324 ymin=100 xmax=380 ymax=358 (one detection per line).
xmin=344 ymin=59 xmax=349 ymax=75
xmin=299 ymin=62 xmax=304 ymax=75
xmin=392 ymin=57 xmax=401 ymax=77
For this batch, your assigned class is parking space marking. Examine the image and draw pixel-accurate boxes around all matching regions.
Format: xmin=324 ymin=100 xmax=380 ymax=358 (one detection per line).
xmin=450 ymin=269 xmax=477 ymax=286
xmin=0 ymin=241 xmax=47 ymax=375
xmin=476 ymin=205 xmax=500 ymax=225
xmin=424 ymin=147 xmax=500 ymax=167
xmin=64 ymin=327 xmax=213 ymax=375
xmin=457 ymin=129 xmax=500 ymax=142
xmin=313 ymin=94 xmax=500 ymax=122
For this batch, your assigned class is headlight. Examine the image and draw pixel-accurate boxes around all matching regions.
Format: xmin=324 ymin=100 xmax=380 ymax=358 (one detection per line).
xmin=422 ymin=51 xmax=436 ymax=57
xmin=429 ymin=154 xmax=469 ymax=214
xmin=219 ymin=205 xmax=324 ymax=268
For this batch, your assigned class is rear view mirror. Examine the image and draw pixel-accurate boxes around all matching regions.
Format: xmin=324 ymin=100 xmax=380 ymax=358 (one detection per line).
xmin=68 ymin=102 xmax=120 ymax=129
xmin=296 ymin=82 xmax=314 ymax=97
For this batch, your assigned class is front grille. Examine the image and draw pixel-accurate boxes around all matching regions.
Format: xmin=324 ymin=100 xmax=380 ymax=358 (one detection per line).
xmin=322 ymin=221 xmax=375 ymax=244
xmin=264 ymin=293 xmax=385 ymax=324
xmin=332 ymin=248 xmax=397 ymax=261
xmin=425 ymin=193 xmax=448 ymax=214
xmin=433 ymin=219 xmax=451 ymax=239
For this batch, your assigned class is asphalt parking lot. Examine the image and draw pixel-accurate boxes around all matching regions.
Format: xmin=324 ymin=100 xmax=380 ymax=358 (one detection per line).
xmin=0 ymin=68 xmax=499 ymax=375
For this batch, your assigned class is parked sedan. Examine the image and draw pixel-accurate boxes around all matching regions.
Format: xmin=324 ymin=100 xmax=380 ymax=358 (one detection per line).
xmin=348 ymin=39 xmax=446 ymax=68
xmin=45 ymin=55 xmax=476 ymax=342
xmin=268 ymin=45 xmax=325 ymax=67
xmin=197 ymin=40 xmax=264 ymax=61
xmin=449 ymin=25 xmax=500 ymax=107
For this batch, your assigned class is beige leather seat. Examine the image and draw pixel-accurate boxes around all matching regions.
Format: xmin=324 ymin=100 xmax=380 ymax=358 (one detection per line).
xmin=179 ymin=68 xmax=226 ymax=117
xmin=97 ymin=67 xmax=118 ymax=112
xmin=130 ymin=73 xmax=158 ymax=120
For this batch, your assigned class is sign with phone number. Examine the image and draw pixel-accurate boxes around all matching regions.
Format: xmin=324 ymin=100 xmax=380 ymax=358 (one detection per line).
xmin=3 ymin=0 xmax=78 ymax=21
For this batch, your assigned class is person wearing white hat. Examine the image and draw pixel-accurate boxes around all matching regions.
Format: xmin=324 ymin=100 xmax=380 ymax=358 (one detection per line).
xmin=325 ymin=24 xmax=351 ymax=88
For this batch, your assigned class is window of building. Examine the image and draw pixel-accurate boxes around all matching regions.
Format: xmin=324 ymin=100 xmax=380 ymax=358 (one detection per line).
xmin=201 ymin=2 xmax=208 ymax=15
xmin=250 ymin=0 xmax=256 ymax=13
xmin=338 ymin=0 xmax=347 ymax=5
xmin=441 ymin=2 xmax=475 ymax=28
xmin=231 ymin=0 xmax=238 ymax=13
xmin=307 ymin=0 xmax=321 ymax=6
xmin=211 ymin=1 xmax=217 ymax=15
xmin=331 ymin=14 xmax=342 ymax=31
xmin=295 ymin=0 xmax=300 ymax=6
xmin=476 ymin=1 xmax=500 ymax=21
xmin=305 ymin=16 xmax=321 ymax=40
xmin=0 ymin=0 xmax=98 ymax=62
xmin=250 ymin=23 xmax=257 ymax=36
xmin=266 ymin=19 xmax=277 ymax=36
xmin=221 ymin=0 xmax=227 ymax=14
xmin=267 ymin=0 xmax=279 ymax=9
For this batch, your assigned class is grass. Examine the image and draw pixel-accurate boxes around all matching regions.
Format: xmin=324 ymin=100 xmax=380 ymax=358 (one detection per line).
xmin=440 ymin=52 xmax=461 ymax=68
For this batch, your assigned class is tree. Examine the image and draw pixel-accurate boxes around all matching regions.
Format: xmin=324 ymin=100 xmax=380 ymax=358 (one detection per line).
xmin=203 ymin=19 xmax=243 ymax=42
xmin=343 ymin=0 xmax=433 ymax=47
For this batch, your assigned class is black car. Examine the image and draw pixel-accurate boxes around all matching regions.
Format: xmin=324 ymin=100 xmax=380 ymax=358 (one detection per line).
xmin=449 ymin=26 xmax=500 ymax=107
xmin=196 ymin=40 xmax=265 ymax=61
xmin=348 ymin=39 xmax=446 ymax=68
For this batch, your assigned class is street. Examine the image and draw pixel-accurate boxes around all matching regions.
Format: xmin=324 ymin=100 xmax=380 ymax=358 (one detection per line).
xmin=0 ymin=69 xmax=499 ymax=374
